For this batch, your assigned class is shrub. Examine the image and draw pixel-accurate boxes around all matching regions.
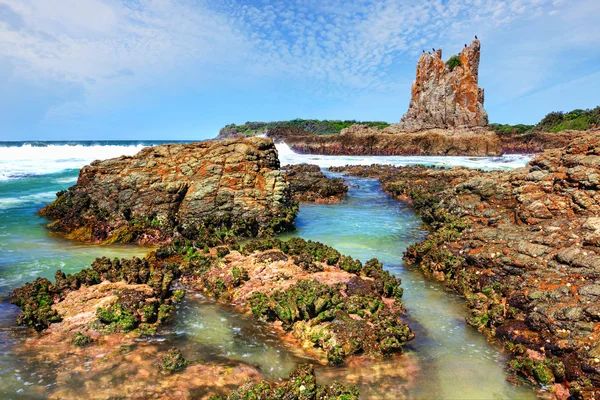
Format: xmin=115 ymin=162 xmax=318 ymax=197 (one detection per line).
xmin=535 ymin=106 xmax=600 ymax=132
xmin=446 ymin=55 xmax=461 ymax=71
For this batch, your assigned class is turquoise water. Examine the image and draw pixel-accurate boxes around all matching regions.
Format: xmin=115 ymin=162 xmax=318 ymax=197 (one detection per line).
xmin=280 ymin=174 xmax=535 ymax=399
xmin=0 ymin=141 xmax=536 ymax=398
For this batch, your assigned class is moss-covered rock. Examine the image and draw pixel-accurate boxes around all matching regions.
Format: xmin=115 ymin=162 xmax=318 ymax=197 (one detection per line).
xmin=156 ymin=347 xmax=188 ymax=375
xmin=72 ymin=331 xmax=92 ymax=346
xmin=210 ymin=364 xmax=359 ymax=399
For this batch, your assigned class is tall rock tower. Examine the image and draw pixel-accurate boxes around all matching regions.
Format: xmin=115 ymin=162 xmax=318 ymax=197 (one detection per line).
xmin=399 ymin=40 xmax=488 ymax=131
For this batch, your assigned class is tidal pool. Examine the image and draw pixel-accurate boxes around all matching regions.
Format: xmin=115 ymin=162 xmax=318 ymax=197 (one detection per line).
xmin=279 ymin=173 xmax=536 ymax=399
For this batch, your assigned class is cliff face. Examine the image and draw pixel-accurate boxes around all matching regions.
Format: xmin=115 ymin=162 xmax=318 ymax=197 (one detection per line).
xmin=400 ymin=40 xmax=488 ymax=131
xmin=40 ymin=137 xmax=297 ymax=243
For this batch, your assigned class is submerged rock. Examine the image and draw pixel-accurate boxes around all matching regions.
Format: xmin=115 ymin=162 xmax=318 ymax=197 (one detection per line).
xmin=332 ymin=132 xmax=600 ymax=398
xmin=211 ymin=364 xmax=359 ymax=400
xmin=157 ymin=347 xmax=188 ymax=375
xmin=39 ymin=137 xmax=297 ymax=244
xmin=188 ymin=237 xmax=413 ymax=365
xmin=11 ymin=235 xmax=413 ymax=398
xmin=283 ymin=164 xmax=348 ymax=203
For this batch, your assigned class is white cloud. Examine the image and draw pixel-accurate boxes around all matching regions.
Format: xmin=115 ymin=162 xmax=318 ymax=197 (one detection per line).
xmin=0 ymin=0 xmax=250 ymax=95
xmin=0 ymin=0 xmax=598 ymax=123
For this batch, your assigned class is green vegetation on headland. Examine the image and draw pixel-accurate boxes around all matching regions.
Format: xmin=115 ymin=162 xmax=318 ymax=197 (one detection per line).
xmin=490 ymin=105 xmax=600 ymax=135
xmin=219 ymin=119 xmax=390 ymax=137
xmin=221 ymin=106 xmax=599 ymax=139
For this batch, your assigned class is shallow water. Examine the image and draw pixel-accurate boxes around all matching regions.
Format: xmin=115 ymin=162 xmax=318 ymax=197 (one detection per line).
xmin=168 ymin=293 xmax=311 ymax=379
xmin=279 ymin=174 xmax=536 ymax=399
xmin=0 ymin=141 xmax=537 ymax=398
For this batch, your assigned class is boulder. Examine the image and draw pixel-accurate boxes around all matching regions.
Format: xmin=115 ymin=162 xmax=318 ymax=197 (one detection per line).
xmin=40 ymin=137 xmax=297 ymax=244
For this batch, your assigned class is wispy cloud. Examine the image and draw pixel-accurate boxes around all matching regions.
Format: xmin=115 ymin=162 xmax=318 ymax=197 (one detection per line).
xmin=0 ymin=0 xmax=598 ymax=134
xmin=0 ymin=0 xmax=250 ymax=104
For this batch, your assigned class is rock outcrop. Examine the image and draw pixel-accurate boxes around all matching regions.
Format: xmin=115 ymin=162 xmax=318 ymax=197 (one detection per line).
xmin=11 ymin=236 xmax=411 ymax=397
xmin=283 ymin=164 xmax=348 ymax=203
xmin=191 ymin=238 xmax=413 ymax=365
xmin=399 ymin=40 xmax=488 ymax=131
xmin=39 ymin=137 xmax=297 ymax=244
xmin=499 ymin=129 xmax=596 ymax=154
xmin=332 ymin=132 xmax=600 ymax=398
xmin=279 ymin=126 xmax=502 ymax=156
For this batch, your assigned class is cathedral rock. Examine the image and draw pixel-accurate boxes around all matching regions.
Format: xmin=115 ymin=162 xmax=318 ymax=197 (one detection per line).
xmin=399 ymin=39 xmax=489 ymax=131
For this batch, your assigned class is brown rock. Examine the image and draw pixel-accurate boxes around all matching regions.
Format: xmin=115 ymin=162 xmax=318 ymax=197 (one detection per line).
xmin=399 ymin=40 xmax=488 ymax=131
xmin=39 ymin=137 xmax=297 ymax=244
xmin=283 ymin=164 xmax=348 ymax=203
xmin=331 ymin=131 xmax=600 ymax=394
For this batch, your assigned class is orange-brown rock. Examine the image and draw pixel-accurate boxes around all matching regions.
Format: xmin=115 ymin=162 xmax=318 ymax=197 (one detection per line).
xmin=332 ymin=132 xmax=600 ymax=397
xmin=399 ymin=40 xmax=488 ymax=131
xmin=39 ymin=137 xmax=297 ymax=244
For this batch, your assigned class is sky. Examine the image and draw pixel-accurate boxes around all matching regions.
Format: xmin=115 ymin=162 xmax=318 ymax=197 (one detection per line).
xmin=0 ymin=0 xmax=599 ymax=141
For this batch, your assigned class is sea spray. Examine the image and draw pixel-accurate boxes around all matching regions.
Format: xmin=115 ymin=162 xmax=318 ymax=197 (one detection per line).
xmin=274 ymin=141 xmax=531 ymax=170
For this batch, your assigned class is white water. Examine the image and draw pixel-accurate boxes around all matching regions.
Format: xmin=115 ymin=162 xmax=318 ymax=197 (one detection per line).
xmin=0 ymin=141 xmax=532 ymax=183
xmin=275 ymin=141 xmax=532 ymax=171
xmin=0 ymin=144 xmax=147 ymax=181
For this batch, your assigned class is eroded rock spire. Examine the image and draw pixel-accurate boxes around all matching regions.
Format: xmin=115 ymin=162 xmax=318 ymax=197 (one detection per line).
xmin=399 ymin=39 xmax=488 ymax=131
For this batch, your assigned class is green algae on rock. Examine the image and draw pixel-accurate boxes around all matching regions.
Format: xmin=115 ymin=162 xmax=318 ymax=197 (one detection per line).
xmin=11 ymin=235 xmax=413 ymax=368
xmin=210 ymin=364 xmax=359 ymax=400
xmin=331 ymin=132 xmax=600 ymax=398
xmin=39 ymin=137 xmax=298 ymax=244
xmin=189 ymin=237 xmax=413 ymax=365
xmin=10 ymin=254 xmax=183 ymax=333
xmin=156 ymin=347 xmax=188 ymax=375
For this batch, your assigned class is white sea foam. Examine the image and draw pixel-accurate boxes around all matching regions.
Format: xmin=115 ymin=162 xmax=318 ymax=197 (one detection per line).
xmin=0 ymin=191 xmax=57 ymax=210
xmin=53 ymin=177 xmax=78 ymax=184
xmin=0 ymin=144 xmax=147 ymax=181
xmin=275 ymin=142 xmax=532 ymax=171
xmin=0 ymin=140 xmax=531 ymax=184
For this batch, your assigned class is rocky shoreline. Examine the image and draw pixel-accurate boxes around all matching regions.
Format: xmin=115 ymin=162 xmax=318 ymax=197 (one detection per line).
xmin=10 ymin=235 xmax=412 ymax=397
xmin=331 ymin=132 xmax=600 ymax=398
xmin=10 ymin=137 xmax=415 ymax=398
xmin=14 ymin=132 xmax=600 ymax=398
xmin=267 ymin=124 xmax=594 ymax=157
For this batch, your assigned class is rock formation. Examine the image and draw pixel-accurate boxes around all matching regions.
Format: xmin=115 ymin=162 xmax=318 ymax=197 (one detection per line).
xmin=279 ymin=125 xmax=502 ymax=156
xmin=194 ymin=238 xmax=413 ymax=365
xmin=332 ymin=132 xmax=600 ymax=397
xmin=39 ymin=137 xmax=297 ymax=244
xmin=283 ymin=164 xmax=348 ymax=203
xmin=11 ymin=236 xmax=411 ymax=397
xmin=399 ymin=40 xmax=488 ymax=131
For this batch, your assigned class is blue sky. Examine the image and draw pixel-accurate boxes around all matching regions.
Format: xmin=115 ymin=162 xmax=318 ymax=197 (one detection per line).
xmin=0 ymin=0 xmax=599 ymax=140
